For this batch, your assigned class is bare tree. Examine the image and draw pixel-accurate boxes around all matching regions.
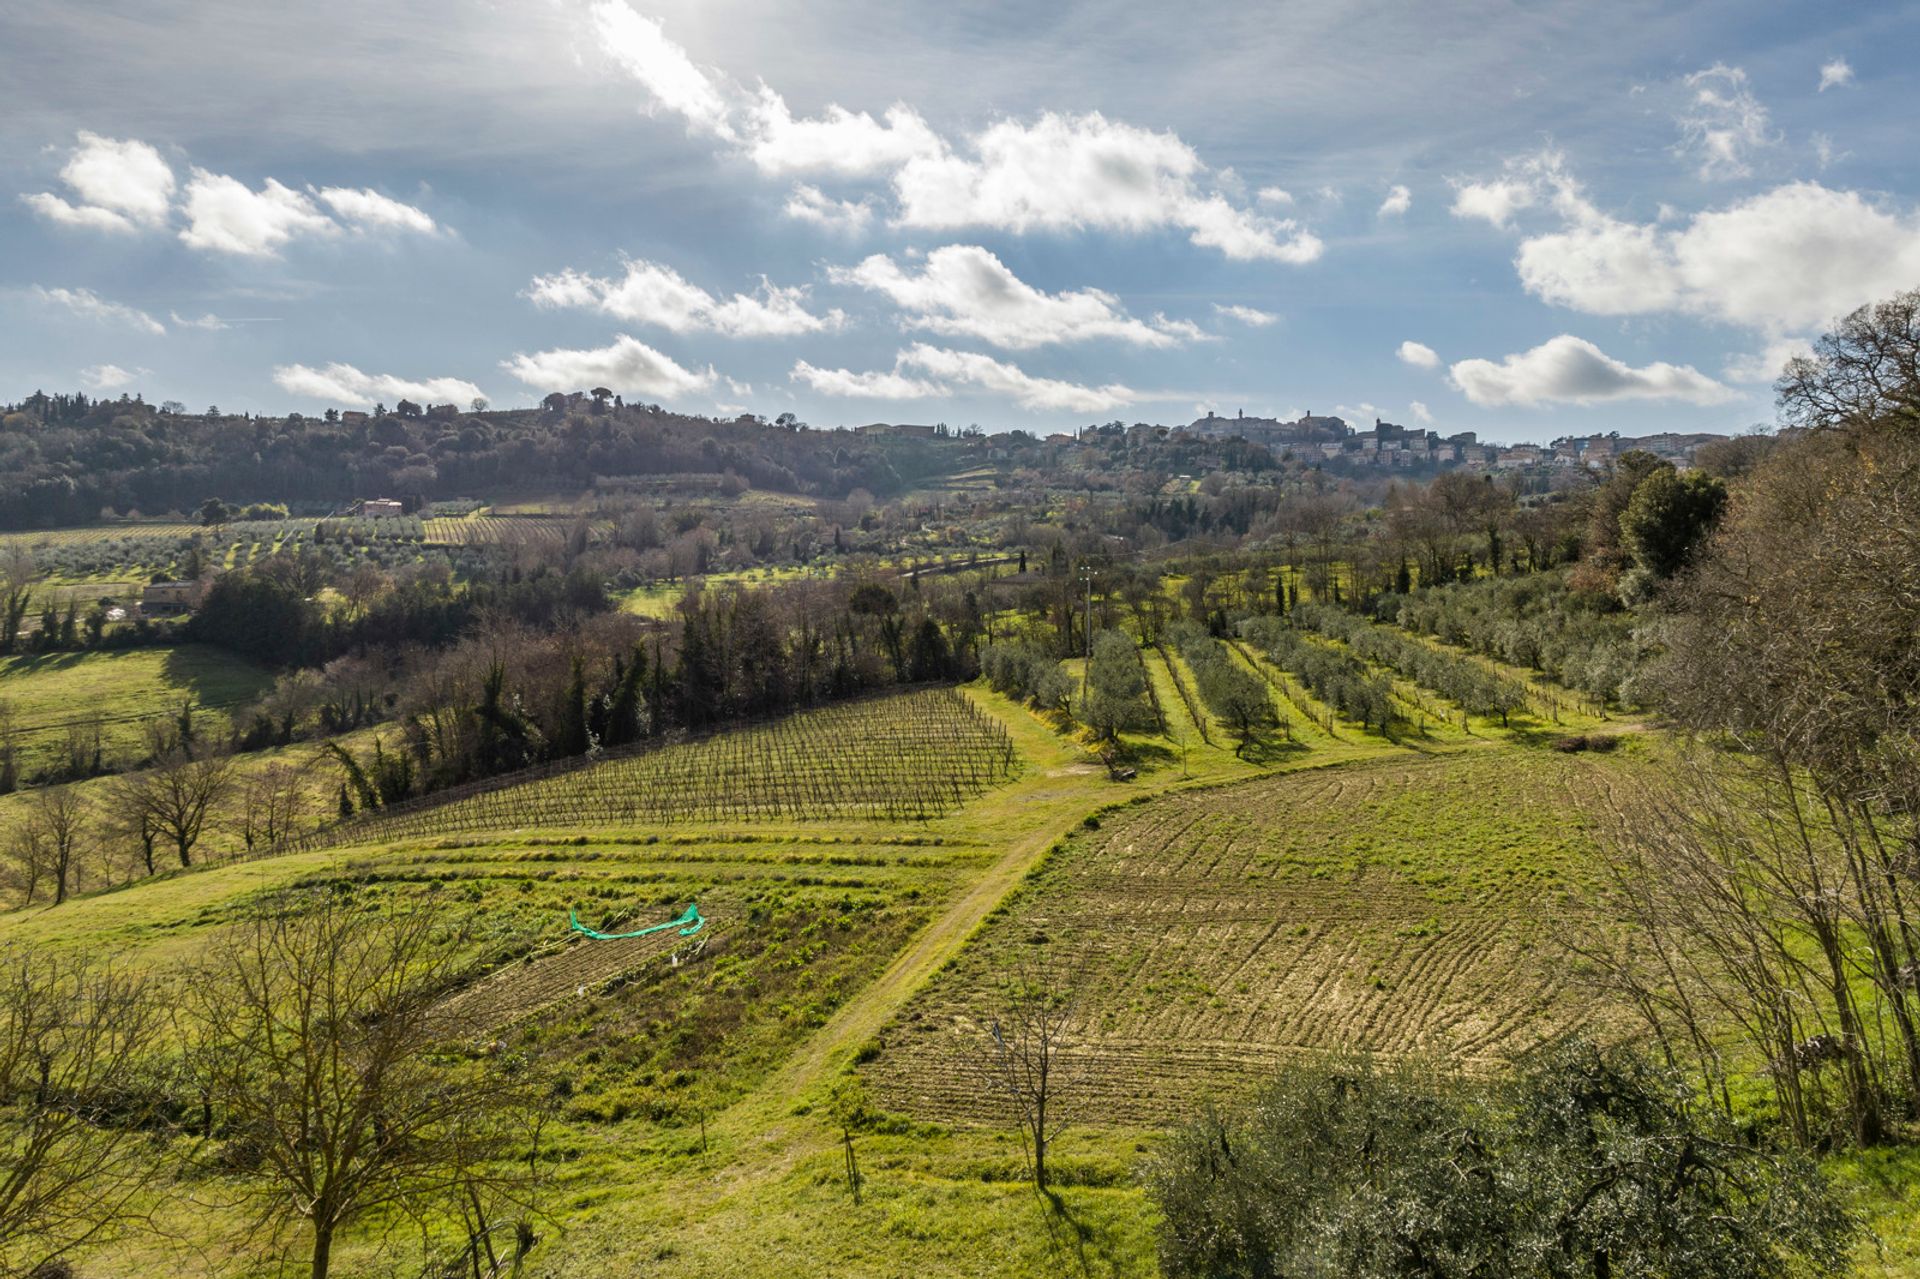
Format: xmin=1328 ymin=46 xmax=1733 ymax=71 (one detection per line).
xmin=112 ymin=747 xmax=235 ymax=869
xmin=239 ymin=762 xmax=310 ymax=852
xmin=0 ymin=945 xmax=161 ymax=1275
xmin=182 ymin=890 xmax=548 ymax=1279
xmin=970 ymin=955 xmax=1084 ymax=1195
xmin=29 ymin=786 xmax=89 ymax=905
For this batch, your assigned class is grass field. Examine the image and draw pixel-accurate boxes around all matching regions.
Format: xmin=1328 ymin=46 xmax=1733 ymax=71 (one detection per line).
xmin=0 ymin=671 xmax=1911 ymax=1277
xmin=0 ymin=644 xmax=274 ymax=779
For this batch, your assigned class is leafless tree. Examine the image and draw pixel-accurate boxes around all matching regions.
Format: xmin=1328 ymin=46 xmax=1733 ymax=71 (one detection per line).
xmin=0 ymin=945 xmax=162 ymax=1275
xmin=28 ymin=786 xmax=89 ymax=905
xmin=1776 ymin=289 xmax=1920 ymax=431
xmin=969 ymin=955 xmax=1084 ymax=1195
xmin=181 ymin=890 xmax=548 ymax=1279
xmin=1595 ymin=344 xmax=1920 ymax=1148
xmin=112 ymin=746 xmax=235 ymax=869
xmin=239 ymin=762 xmax=310 ymax=852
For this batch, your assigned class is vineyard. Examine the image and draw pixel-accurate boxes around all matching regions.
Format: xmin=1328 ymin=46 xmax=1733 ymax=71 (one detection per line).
xmin=864 ymin=747 xmax=1631 ymax=1126
xmin=313 ymin=689 xmax=1020 ymax=849
xmin=421 ymin=514 xmax=607 ymax=546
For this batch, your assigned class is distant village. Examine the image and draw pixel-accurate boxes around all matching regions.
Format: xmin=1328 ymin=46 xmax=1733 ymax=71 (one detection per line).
xmin=856 ymin=409 xmax=1732 ymax=474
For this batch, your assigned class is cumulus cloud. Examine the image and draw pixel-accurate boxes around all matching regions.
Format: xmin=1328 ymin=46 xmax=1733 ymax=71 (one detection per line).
xmin=783 ymin=184 xmax=874 ymax=234
xmin=832 ymin=245 xmax=1198 ymax=349
xmin=587 ymin=2 xmax=1318 ymax=263
xmin=23 ymin=131 xmax=440 ymax=253
xmin=32 ymin=286 xmax=166 ymax=336
xmin=1677 ymin=64 xmax=1776 ymax=180
xmin=1520 ymin=180 xmax=1920 ymax=333
xmin=1397 ymin=340 xmax=1440 ymax=369
xmin=889 ymin=113 xmax=1321 ymax=261
xmin=746 ymin=90 xmax=941 ymax=176
xmin=1213 ymin=303 xmax=1278 ymax=326
xmin=1456 ymin=152 xmax=1920 ymax=335
xmin=500 ymin=334 xmax=717 ymax=399
xmin=1256 ymin=186 xmax=1294 ymax=206
xmin=1448 ymin=335 xmax=1736 ymax=407
xmin=318 ymin=187 xmax=437 ymax=234
xmin=23 ymin=132 xmax=175 ymax=233
xmin=169 ymin=311 xmax=230 ymax=330
xmin=1450 ymin=176 xmax=1536 ymax=228
xmin=1818 ymin=58 xmax=1854 ymax=92
xmin=790 ymin=359 xmax=947 ymax=399
xmin=273 ymin=361 xmax=484 ymax=406
xmin=1410 ymin=400 xmax=1434 ymax=423
xmin=179 ymin=171 xmax=336 ymax=256
xmin=525 ymin=258 xmax=842 ymax=337
xmin=900 ymin=343 xmax=1134 ymax=411
xmin=80 ymin=363 xmax=139 ymax=391
xmin=793 ymin=344 xmax=1133 ymax=411
xmin=1378 ymin=184 xmax=1412 ymax=217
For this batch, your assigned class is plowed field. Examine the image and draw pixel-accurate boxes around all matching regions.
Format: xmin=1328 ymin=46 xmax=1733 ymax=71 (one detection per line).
xmin=865 ymin=747 xmax=1631 ymax=1125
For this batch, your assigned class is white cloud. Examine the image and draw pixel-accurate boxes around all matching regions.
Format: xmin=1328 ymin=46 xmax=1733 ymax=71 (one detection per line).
xmin=586 ymin=3 xmax=1318 ymax=264
xmin=1722 ymin=335 xmax=1816 ymax=384
xmin=900 ymin=344 xmax=1134 ymax=411
xmin=1450 ymin=176 xmax=1536 ymax=228
xmin=1213 ymin=303 xmax=1278 ymax=327
xmin=790 ymin=360 xmax=947 ymax=399
xmin=179 ymin=170 xmax=335 ymax=256
xmin=795 ymin=344 xmax=1134 ymax=411
xmin=1448 ymin=335 xmax=1736 ymax=407
xmin=588 ymin=0 xmax=735 ymax=138
xmin=1409 ymin=400 xmax=1434 ymax=423
xmin=1516 ymin=180 xmax=1920 ymax=333
xmin=783 ymin=184 xmax=874 ymax=234
xmin=1818 ymin=58 xmax=1854 ymax=92
xmin=22 ymin=193 xmax=139 ymax=233
xmin=23 ymin=132 xmax=176 ymax=233
xmin=832 ymin=245 xmax=1197 ymax=349
xmin=32 ymin=286 xmax=166 ymax=335
xmin=745 ymin=89 xmax=941 ymax=176
xmin=80 ymin=363 xmax=139 ymax=391
xmin=273 ymin=361 xmax=484 ymax=406
xmin=1456 ymin=150 xmax=1920 ymax=336
xmin=318 ymin=187 xmax=437 ymax=234
xmin=169 ymin=310 xmax=230 ymax=330
xmin=500 ymin=334 xmax=717 ymax=399
xmin=1396 ymin=340 xmax=1440 ymax=369
xmin=889 ymin=112 xmax=1320 ymax=261
xmin=1677 ymin=64 xmax=1775 ymax=181
xmin=1256 ymin=186 xmax=1294 ymax=207
xmin=525 ymin=258 xmax=842 ymax=337
xmin=1378 ymin=184 xmax=1412 ymax=217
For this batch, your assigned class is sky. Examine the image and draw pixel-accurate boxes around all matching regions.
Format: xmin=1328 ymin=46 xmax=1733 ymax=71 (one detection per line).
xmin=1 ymin=0 xmax=1915 ymax=442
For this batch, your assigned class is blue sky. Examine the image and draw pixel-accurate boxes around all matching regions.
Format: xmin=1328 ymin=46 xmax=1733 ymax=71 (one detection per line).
xmin=1 ymin=0 xmax=1914 ymax=441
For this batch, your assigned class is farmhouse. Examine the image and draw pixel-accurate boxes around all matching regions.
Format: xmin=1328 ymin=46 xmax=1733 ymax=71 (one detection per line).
xmin=141 ymin=578 xmax=209 ymax=616
xmin=359 ymin=498 xmax=406 ymax=518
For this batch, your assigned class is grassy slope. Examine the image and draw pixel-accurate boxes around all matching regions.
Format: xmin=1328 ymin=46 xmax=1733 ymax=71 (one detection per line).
xmin=0 ymin=644 xmax=274 ymax=778
xmin=1 ymin=678 xmax=1910 ymax=1276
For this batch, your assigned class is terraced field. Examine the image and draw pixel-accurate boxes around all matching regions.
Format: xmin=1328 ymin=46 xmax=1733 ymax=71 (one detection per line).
xmin=864 ymin=746 xmax=1633 ymax=1125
